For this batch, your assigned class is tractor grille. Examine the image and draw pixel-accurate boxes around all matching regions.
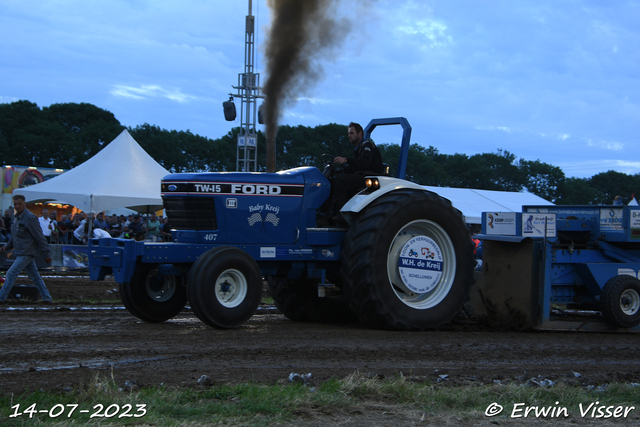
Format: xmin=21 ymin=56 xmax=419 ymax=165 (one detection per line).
xmin=163 ymin=197 xmax=217 ymax=231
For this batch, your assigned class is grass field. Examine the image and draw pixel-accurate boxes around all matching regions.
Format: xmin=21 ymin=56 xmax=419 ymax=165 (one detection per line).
xmin=2 ymin=371 xmax=639 ymax=426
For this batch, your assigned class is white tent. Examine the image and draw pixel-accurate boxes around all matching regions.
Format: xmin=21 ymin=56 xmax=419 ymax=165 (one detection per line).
xmin=15 ymin=130 xmax=169 ymax=213
xmin=423 ymin=186 xmax=554 ymax=224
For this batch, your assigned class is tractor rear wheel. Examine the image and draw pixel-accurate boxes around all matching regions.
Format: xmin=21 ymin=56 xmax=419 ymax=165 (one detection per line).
xmin=267 ymin=277 xmax=357 ymax=323
xmin=187 ymin=246 xmax=262 ymax=328
xmin=602 ymin=275 xmax=640 ymax=328
xmin=341 ymin=189 xmax=475 ymax=330
xmin=120 ymin=263 xmax=187 ymax=322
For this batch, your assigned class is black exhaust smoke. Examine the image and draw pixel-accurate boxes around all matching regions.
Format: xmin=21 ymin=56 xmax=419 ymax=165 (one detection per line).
xmin=262 ymin=0 xmax=350 ymax=172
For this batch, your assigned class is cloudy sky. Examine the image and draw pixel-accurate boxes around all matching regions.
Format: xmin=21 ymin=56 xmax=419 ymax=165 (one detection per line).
xmin=1 ymin=0 xmax=639 ymax=179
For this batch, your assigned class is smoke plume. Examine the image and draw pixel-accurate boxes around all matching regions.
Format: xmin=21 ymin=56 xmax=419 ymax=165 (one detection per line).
xmin=262 ymin=0 xmax=350 ymax=172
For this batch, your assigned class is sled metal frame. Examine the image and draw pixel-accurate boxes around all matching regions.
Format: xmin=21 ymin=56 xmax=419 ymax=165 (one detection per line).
xmin=478 ymin=205 xmax=640 ymax=332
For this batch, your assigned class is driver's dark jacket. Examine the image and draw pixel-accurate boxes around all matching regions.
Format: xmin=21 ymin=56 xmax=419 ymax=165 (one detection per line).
xmin=344 ymin=139 xmax=384 ymax=175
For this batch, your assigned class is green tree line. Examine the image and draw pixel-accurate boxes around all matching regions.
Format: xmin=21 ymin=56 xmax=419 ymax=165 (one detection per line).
xmin=1 ymin=101 xmax=638 ymax=205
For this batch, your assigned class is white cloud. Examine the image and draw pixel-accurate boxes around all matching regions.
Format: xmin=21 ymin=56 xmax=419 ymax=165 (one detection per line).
xmin=286 ymin=111 xmax=319 ymax=122
xmin=110 ymin=84 xmax=197 ymax=103
xmin=617 ymin=160 xmax=640 ymax=168
xmin=398 ymin=20 xmax=452 ymax=49
xmin=296 ymin=97 xmax=341 ymax=106
xmin=587 ymin=139 xmax=624 ymax=151
xmin=476 ymin=125 xmax=512 ymax=133
xmin=0 ymin=96 xmax=19 ymax=103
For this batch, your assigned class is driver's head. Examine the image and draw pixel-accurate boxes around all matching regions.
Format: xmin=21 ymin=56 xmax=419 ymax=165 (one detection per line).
xmin=348 ymin=122 xmax=363 ymax=145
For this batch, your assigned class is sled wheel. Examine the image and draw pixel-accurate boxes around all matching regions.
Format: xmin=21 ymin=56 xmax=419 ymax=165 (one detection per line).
xmin=602 ymin=275 xmax=640 ymax=328
xmin=341 ymin=189 xmax=475 ymax=330
xmin=120 ymin=263 xmax=187 ymax=322
xmin=267 ymin=277 xmax=357 ymax=323
xmin=187 ymin=246 xmax=262 ymax=328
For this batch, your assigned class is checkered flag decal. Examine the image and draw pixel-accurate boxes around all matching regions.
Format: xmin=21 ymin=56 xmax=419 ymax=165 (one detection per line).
xmin=248 ymin=212 xmax=262 ymax=226
xmin=265 ymin=213 xmax=280 ymax=226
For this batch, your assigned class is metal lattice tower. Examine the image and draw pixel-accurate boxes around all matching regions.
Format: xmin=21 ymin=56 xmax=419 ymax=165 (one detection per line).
xmin=231 ymin=0 xmax=263 ymax=172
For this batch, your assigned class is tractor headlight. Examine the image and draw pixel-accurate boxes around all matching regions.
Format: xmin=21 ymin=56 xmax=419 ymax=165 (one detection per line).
xmin=365 ymin=178 xmax=380 ymax=191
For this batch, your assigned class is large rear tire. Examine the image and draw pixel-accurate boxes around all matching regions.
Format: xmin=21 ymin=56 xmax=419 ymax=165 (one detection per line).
xmin=341 ymin=189 xmax=475 ymax=330
xmin=602 ymin=275 xmax=640 ymax=328
xmin=120 ymin=263 xmax=187 ymax=322
xmin=267 ymin=278 xmax=357 ymax=323
xmin=187 ymin=247 xmax=262 ymax=328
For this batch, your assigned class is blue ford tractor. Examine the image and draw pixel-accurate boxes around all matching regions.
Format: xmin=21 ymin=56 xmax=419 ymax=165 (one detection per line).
xmin=89 ymin=118 xmax=476 ymax=330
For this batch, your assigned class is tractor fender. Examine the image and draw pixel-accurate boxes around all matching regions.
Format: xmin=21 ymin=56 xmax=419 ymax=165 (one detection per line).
xmin=340 ymin=176 xmax=430 ymax=225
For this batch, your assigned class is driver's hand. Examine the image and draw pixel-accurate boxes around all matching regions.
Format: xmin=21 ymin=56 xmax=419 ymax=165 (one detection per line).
xmin=333 ymin=156 xmax=347 ymax=165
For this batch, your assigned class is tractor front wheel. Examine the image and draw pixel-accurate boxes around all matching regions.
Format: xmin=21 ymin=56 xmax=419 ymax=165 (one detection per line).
xmin=187 ymin=247 xmax=262 ymax=328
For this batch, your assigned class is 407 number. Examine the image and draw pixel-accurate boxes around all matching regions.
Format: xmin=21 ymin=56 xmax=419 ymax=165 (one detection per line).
xmin=203 ymin=234 xmax=218 ymax=241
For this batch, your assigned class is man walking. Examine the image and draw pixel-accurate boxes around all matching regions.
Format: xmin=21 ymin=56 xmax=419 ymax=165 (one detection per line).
xmin=0 ymin=194 xmax=53 ymax=303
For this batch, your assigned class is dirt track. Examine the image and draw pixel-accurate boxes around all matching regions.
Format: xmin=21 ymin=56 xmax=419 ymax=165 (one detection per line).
xmin=1 ymin=275 xmax=640 ymax=396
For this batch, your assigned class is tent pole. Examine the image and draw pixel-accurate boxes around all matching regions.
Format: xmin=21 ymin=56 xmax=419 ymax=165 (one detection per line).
xmin=88 ymin=194 xmax=94 ymax=243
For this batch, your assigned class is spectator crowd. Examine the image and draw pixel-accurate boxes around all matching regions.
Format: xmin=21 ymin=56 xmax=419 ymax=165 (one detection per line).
xmin=1 ymin=207 xmax=172 ymax=245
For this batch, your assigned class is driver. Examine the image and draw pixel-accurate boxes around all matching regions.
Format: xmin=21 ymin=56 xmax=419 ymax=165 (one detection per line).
xmin=331 ymin=122 xmax=384 ymax=225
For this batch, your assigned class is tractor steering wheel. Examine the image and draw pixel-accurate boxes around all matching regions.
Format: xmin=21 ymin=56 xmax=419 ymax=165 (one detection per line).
xmin=321 ymin=154 xmax=344 ymax=178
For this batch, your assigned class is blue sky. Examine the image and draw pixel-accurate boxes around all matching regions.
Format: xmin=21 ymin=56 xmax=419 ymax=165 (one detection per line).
xmin=1 ymin=0 xmax=639 ymax=178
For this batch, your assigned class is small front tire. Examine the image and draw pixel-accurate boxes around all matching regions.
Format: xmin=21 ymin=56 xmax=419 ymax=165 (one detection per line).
xmin=120 ymin=263 xmax=187 ymax=323
xmin=187 ymin=247 xmax=263 ymax=328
